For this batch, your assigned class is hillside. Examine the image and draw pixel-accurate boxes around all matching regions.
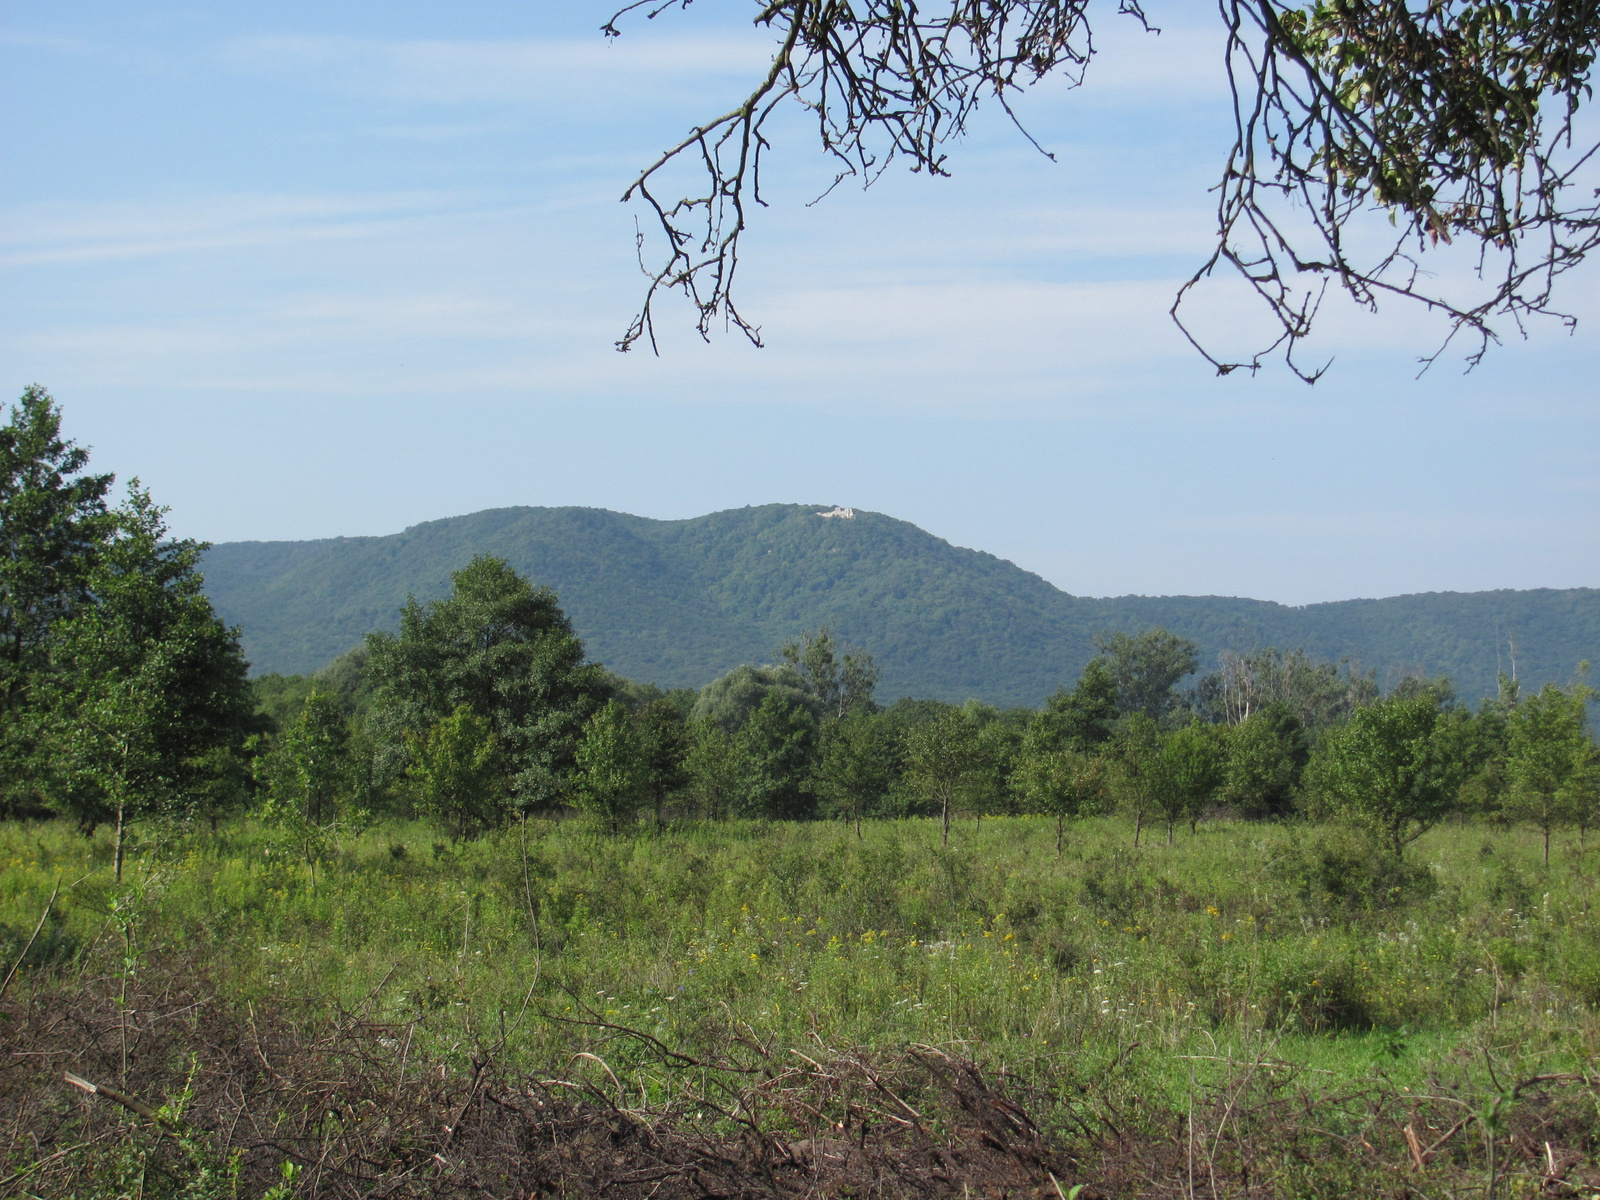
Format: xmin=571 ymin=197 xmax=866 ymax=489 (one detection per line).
xmin=200 ymin=504 xmax=1598 ymax=706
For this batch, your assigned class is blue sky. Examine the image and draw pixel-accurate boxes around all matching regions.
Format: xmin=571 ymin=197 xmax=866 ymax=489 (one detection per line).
xmin=2 ymin=0 xmax=1596 ymax=605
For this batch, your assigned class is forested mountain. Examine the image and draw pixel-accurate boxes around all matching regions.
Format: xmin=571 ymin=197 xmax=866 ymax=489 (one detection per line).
xmin=202 ymin=504 xmax=1597 ymax=706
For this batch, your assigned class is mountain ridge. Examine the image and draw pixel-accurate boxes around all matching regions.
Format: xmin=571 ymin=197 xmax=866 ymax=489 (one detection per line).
xmin=200 ymin=503 xmax=1598 ymax=706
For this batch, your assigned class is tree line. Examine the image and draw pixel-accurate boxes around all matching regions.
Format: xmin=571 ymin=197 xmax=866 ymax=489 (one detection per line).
xmin=254 ymin=560 xmax=1600 ymax=866
xmin=2 ymin=390 xmax=1596 ymax=869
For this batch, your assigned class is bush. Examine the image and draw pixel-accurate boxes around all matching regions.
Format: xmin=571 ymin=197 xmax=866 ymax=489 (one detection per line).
xmin=1271 ymin=827 xmax=1435 ymax=916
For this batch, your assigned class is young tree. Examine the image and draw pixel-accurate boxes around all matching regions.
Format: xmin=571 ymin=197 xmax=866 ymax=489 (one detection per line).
xmin=816 ymin=708 xmax=895 ymax=837
xmin=1148 ymin=720 xmax=1229 ymax=842
xmin=684 ymin=717 xmax=741 ymax=820
xmin=636 ymin=697 xmax=691 ymax=827
xmin=571 ymin=699 xmax=650 ymax=833
xmin=277 ymin=690 xmax=351 ymax=826
xmin=405 ymin=705 xmax=503 ymax=839
xmin=903 ymin=708 xmax=985 ymax=846
xmin=1108 ymin=713 xmax=1163 ymax=848
xmin=367 ymin=556 xmax=606 ymax=816
xmin=42 ymin=484 xmax=253 ymax=860
xmin=1221 ymin=705 xmax=1310 ymax=819
xmin=1304 ymin=693 xmax=1477 ymax=858
xmin=1503 ymin=680 xmax=1599 ymax=865
xmin=1014 ymin=740 xmax=1107 ymax=856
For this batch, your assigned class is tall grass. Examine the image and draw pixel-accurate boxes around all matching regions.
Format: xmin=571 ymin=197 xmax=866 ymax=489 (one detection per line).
xmin=5 ymin=812 xmax=1598 ymax=1102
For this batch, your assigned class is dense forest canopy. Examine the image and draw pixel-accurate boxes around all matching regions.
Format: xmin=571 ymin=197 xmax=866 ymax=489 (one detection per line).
xmin=201 ymin=504 xmax=1600 ymax=705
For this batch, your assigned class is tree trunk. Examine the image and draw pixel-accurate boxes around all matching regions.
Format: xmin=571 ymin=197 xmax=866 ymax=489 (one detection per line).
xmin=1544 ymin=826 xmax=1551 ymax=867
xmin=941 ymin=793 xmax=950 ymax=847
xmin=1133 ymin=808 xmax=1143 ymax=849
xmin=1166 ymin=818 xmax=1174 ymax=845
xmin=855 ymin=809 xmax=862 ymax=841
xmin=1056 ymin=813 xmax=1064 ymax=858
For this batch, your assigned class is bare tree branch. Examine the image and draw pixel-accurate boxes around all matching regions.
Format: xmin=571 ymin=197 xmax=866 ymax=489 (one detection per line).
xmin=612 ymin=0 xmax=1600 ymax=379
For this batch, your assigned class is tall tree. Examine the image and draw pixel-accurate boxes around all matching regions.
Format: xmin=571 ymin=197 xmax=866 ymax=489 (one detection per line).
xmin=778 ymin=627 xmax=879 ymax=721
xmin=366 ymin=556 xmax=606 ymax=817
xmin=1503 ymin=680 xmax=1599 ymax=865
xmin=692 ymin=662 xmax=819 ymax=733
xmin=42 ymin=484 xmax=253 ymax=865
xmin=1094 ymin=629 xmax=1200 ymax=723
xmin=1197 ymin=648 xmax=1377 ymax=731
xmin=0 ymin=386 xmax=115 ymax=813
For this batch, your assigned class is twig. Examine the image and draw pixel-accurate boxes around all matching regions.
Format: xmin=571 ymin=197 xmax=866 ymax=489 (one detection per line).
xmin=0 ymin=881 xmax=60 ymax=1002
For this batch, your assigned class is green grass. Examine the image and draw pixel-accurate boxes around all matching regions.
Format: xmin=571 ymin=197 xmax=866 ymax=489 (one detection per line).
xmin=7 ymin=814 xmax=1600 ymax=1197
xmin=6 ymin=813 xmax=1598 ymax=1093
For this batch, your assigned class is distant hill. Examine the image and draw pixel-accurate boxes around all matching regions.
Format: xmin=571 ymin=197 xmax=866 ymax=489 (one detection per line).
xmin=200 ymin=504 xmax=1598 ymax=707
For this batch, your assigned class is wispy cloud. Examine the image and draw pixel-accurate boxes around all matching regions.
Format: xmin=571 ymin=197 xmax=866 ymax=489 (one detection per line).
xmin=218 ymin=32 xmax=773 ymax=105
xmin=0 ymin=192 xmax=482 ymax=267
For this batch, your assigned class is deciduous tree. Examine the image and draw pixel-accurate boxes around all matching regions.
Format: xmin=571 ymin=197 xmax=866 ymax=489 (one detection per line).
xmin=366 ymin=556 xmax=606 ymax=814
xmin=572 ymin=699 xmax=650 ymax=833
xmin=1305 ymin=693 xmax=1477 ymax=857
xmin=1503 ymin=679 xmax=1599 ymax=864
xmin=406 ymin=705 xmax=503 ymax=839
xmin=816 ymin=709 xmax=895 ymax=838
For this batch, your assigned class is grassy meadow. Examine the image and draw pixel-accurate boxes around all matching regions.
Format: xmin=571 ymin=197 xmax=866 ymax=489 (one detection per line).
xmin=5 ymin=813 xmax=1600 ymax=1196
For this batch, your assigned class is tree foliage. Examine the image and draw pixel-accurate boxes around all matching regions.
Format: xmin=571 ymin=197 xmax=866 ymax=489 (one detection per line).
xmin=1093 ymin=629 xmax=1199 ymax=722
xmin=1502 ymin=679 xmax=1599 ymax=863
xmin=572 ymin=699 xmax=650 ymax=832
xmin=1221 ymin=704 xmax=1309 ymax=819
xmin=1305 ymin=692 xmax=1478 ymax=855
xmin=816 ymin=708 xmax=896 ymax=835
xmin=366 ymin=555 xmax=606 ymax=811
xmin=1147 ymin=721 xmax=1229 ymax=841
xmin=406 ymin=705 xmax=503 ymax=839
xmin=732 ymin=693 xmax=819 ymax=820
xmin=692 ymin=662 xmax=819 ymax=732
xmin=779 ymin=627 xmax=879 ymax=722
xmin=39 ymin=484 xmax=253 ymax=844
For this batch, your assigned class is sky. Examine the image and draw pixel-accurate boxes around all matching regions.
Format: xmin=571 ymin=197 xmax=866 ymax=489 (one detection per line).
xmin=2 ymin=0 xmax=1596 ymax=606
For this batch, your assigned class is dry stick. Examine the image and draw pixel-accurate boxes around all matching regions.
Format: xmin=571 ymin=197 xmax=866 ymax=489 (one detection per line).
xmin=0 ymin=880 xmax=60 ymax=1002
xmin=61 ymin=1072 xmax=180 ymax=1140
